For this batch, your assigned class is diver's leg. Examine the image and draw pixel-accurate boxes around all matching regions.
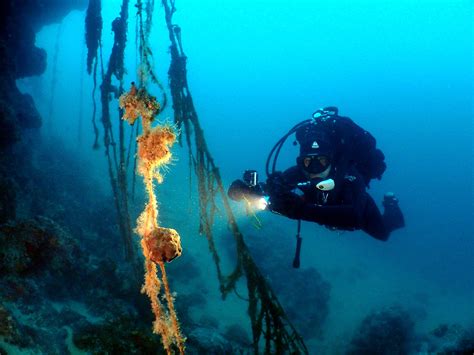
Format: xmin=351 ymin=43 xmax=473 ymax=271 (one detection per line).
xmin=382 ymin=192 xmax=405 ymax=231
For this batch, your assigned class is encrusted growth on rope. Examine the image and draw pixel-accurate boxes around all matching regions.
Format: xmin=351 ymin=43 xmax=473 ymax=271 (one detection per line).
xmin=85 ymin=1 xmax=184 ymax=353
xmin=120 ymin=83 xmax=185 ymax=354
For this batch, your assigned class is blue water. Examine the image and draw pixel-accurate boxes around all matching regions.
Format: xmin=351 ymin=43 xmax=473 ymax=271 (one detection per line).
xmin=18 ymin=0 xmax=473 ymax=352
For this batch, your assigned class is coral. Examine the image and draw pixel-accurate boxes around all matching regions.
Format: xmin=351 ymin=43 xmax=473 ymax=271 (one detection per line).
xmin=121 ymin=83 xmax=184 ymax=354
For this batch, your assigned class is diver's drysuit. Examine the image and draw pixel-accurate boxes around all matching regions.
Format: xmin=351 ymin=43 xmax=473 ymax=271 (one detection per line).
xmin=266 ymin=164 xmax=405 ymax=241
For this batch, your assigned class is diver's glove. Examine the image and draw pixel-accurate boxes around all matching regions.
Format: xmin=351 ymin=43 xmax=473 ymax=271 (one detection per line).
xmin=268 ymin=190 xmax=305 ymax=220
xmin=228 ymin=179 xmax=252 ymax=201
xmin=266 ymin=173 xmax=304 ymax=219
xmin=265 ymin=172 xmax=289 ymax=197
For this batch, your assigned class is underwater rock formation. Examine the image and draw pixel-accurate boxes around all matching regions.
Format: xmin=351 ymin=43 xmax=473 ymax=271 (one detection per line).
xmin=0 ymin=217 xmax=81 ymax=279
xmin=0 ymin=81 xmax=42 ymax=148
xmin=0 ymin=217 xmax=82 ymax=352
xmin=0 ymin=177 xmax=16 ymax=223
xmin=347 ymin=305 xmax=416 ymax=354
xmin=0 ymin=0 xmax=87 ymax=150
xmin=0 ymin=213 xmax=155 ymax=353
xmin=416 ymin=323 xmax=474 ymax=354
xmin=187 ymin=327 xmax=233 ymax=354
xmin=73 ymin=317 xmax=164 ymax=354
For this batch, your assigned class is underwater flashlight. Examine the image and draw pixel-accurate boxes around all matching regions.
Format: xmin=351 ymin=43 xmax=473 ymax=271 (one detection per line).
xmin=255 ymin=196 xmax=269 ymax=210
xmin=245 ymin=195 xmax=269 ymax=211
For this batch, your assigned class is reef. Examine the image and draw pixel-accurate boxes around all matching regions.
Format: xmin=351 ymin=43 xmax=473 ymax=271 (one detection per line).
xmin=0 ymin=215 xmax=140 ymax=353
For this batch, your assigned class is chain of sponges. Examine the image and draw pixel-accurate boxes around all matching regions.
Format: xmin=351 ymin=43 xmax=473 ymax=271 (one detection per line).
xmin=119 ymin=83 xmax=185 ymax=354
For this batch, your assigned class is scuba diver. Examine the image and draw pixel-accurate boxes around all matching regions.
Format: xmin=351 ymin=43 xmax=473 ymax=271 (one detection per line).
xmin=228 ymin=107 xmax=405 ymax=244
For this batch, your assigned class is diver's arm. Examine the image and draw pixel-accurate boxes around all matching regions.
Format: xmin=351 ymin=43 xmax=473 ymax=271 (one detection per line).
xmin=268 ymin=171 xmax=368 ymax=231
xmin=268 ymin=193 xmax=360 ymax=230
xmin=280 ymin=166 xmax=306 ymax=186
xmin=264 ymin=166 xmax=306 ymax=191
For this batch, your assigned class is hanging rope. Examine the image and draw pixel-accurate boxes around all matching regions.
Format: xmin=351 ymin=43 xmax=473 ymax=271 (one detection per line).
xmin=85 ymin=1 xmax=184 ymax=352
xmin=161 ymin=1 xmax=308 ymax=353
xmin=136 ymin=0 xmax=167 ymax=110
xmin=86 ymin=0 xmax=137 ymax=264
xmin=85 ymin=0 xmax=102 ymax=148
xmin=120 ymin=83 xmax=185 ymax=354
xmin=85 ymin=0 xmax=102 ymax=75
xmin=77 ymin=44 xmax=85 ymax=145
xmin=46 ymin=22 xmax=63 ymax=134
